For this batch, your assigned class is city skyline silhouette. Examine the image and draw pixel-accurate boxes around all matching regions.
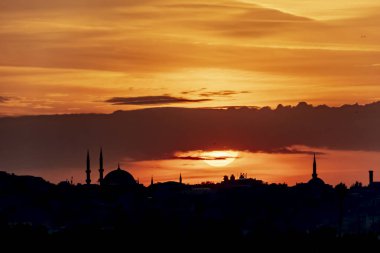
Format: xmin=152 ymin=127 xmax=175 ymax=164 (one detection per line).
xmin=1 ymin=0 xmax=380 ymax=249
xmin=1 ymin=148 xmax=380 ymax=250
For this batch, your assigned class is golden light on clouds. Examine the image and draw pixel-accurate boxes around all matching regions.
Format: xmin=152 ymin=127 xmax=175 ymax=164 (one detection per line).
xmin=1 ymin=0 xmax=380 ymax=115
xmin=125 ymin=148 xmax=380 ymax=186
xmin=202 ymin=151 xmax=239 ymax=167
xmin=175 ymin=150 xmax=239 ymax=167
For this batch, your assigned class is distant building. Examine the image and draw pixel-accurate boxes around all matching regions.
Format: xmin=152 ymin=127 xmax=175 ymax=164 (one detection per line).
xmin=102 ymin=163 xmax=137 ymax=187
xmin=99 ymin=148 xmax=104 ymax=185
xmin=86 ymin=150 xmax=91 ymax=185
xmin=85 ymin=150 xmax=137 ymax=188
xmin=307 ymin=153 xmax=325 ymax=186
xmin=368 ymin=170 xmax=380 ymax=188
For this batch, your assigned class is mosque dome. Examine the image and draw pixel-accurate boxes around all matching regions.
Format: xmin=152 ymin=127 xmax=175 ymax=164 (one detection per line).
xmin=102 ymin=165 xmax=137 ymax=187
xmin=307 ymin=177 xmax=325 ymax=186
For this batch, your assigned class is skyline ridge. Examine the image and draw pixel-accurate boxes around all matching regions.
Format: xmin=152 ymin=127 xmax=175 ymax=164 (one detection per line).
xmin=3 ymin=99 xmax=380 ymax=117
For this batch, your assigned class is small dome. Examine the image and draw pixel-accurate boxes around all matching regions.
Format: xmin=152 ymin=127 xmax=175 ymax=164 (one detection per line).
xmin=308 ymin=177 xmax=325 ymax=186
xmin=103 ymin=167 xmax=136 ymax=187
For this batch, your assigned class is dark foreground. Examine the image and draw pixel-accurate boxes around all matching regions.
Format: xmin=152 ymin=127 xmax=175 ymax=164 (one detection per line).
xmin=1 ymin=171 xmax=380 ymax=251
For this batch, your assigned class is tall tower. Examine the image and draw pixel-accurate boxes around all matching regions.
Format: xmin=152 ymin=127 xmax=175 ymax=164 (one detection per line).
xmin=369 ymin=170 xmax=374 ymax=185
xmin=150 ymin=176 xmax=154 ymax=186
xmin=179 ymin=173 xmax=182 ymax=184
xmin=312 ymin=153 xmax=317 ymax=179
xmin=86 ymin=150 xmax=91 ymax=185
xmin=99 ymin=148 xmax=104 ymax=185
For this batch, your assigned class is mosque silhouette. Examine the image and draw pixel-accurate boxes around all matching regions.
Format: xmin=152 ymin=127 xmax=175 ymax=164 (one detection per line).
xmin=83 ymin=149 xmax=325 ymax=188
xmin=86 ymin=149 xmax=137 ymax=187
xmin=84 ymin=148 xmax=182 ymax=188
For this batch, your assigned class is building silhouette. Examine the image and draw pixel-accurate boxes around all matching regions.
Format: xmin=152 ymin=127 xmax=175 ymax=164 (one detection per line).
xmin=99 ymin=148 xmax=104 ymax=185
xmin=85 ymin=151 xmax=138 ymax=188
xmin=102 ymin=163 xmax=137 ymax=187
xmin=307 ymin=153 xmax=325 ymax=186
xmin=4 ymin=149 xmax=380 ymax=249
xmin=368 ymin=170 xmax=380 ymax=189
xmin=86 ymin=150 xmax=91 ymax=185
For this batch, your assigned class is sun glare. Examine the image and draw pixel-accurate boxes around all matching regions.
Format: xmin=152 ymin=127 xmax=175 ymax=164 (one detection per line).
xmin=202 ymin=150 xmax=239 ymax=167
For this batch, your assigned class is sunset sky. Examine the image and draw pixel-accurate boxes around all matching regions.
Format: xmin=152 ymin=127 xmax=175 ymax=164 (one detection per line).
xmin=1 ymin=0 xmax=380 ymax=115
xmin=1 ymin=0 xmax=380 ymax=186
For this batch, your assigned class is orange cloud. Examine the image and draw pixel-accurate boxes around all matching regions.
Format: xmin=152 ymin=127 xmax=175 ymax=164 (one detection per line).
xmin=0 ymin=0 xmax=379 ymax=115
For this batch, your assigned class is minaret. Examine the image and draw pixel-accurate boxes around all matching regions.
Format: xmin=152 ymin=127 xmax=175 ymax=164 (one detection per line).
xmin=179 ymin=173 xmax=182 ymax=184
xmin=312 ymin=153 xmax=317 ymax=179
xmin=150 ymin=176 xmax=154 ymax=186
xmin=86 ymin=150 xmax=91 ymax=185
xmin=99 ymin=148 xmax=104 ymax=185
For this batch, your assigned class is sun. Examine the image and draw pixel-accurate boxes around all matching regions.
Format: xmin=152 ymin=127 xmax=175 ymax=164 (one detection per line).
xmin=201 ymin=150 xmax=239 ymax=167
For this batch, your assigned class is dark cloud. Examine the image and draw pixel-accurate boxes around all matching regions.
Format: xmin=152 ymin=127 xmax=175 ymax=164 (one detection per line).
xmin=199 ymin=90 xmax=250 ymax=97
xmin=180 ymin=89 xmax=249 ymax=98
xmin=173 ymin=156 xmax=233 ymax=161
xmin=0 ymin=96 xmax=10 ymax=103
xmin=265 ymin=147 xmax=325 ymax=155
xmin=173 ymin=153 xmax=239 ymax=161
xmin=105 ymin=96 xmax=211 ymax=105
xmin=1 ymin=101 xmax=380 ymax=173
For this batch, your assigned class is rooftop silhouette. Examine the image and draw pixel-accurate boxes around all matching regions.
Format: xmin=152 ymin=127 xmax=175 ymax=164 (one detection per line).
xmin=1 ymin=150 xmax=380 ymax=250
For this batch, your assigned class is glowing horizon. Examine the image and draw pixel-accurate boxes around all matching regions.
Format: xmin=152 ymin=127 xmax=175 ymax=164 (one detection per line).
xmin=16 ymin=147 xmax=378 ymax=187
